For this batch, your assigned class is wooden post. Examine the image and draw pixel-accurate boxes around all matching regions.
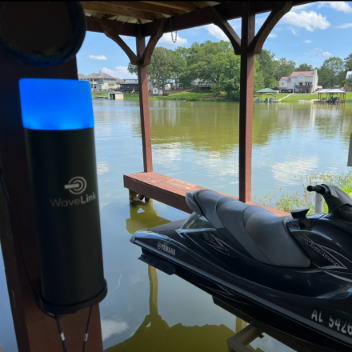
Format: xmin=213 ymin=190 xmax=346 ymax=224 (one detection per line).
xmin=227 ymin=324 xmax=263 ymax=352
xmin=136 ymin=36 xmax=154 ymax=172
xmin=0 ymin=5 xmax=103 ymax=351
xmin=239 ymin=5 xmax=255 ymax=203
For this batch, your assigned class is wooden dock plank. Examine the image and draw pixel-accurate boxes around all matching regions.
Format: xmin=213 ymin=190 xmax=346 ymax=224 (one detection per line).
xmin=124 ymin=172 xmax=290 ymax=217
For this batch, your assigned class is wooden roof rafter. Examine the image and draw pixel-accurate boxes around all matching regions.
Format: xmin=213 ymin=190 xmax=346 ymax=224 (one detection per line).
xmin=142 ymin=1 xmax=199 ymax=12
xmin=98 ymin=1 xmax=183 ymax=16
xmin=141 ymin=1 xmax=313 ymax=36
xmin=85 ymin=1 xmax=315 ymax=37
xmin=81 ymin=1 xmax=166 ymax=21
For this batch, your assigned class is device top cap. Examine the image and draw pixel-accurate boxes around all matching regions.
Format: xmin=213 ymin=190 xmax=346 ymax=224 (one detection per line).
xmin=19 ymin=79 xmax=94 ymax=130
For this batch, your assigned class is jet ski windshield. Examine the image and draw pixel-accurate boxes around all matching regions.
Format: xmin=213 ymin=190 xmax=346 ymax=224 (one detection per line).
xmin=181 ymin=212 xmax=214 ymax=230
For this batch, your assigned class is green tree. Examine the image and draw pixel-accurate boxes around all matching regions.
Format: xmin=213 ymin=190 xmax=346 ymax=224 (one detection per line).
xmin=210 ymin=51 xmax=241 ymax=99
xmin=277 ymin=58 xmax=296 ymax=80
xmin=296 ymin=63 xmax=314 ymax=71
xmin=171 ymin=49 xmax=186 ymax=89
xmin=179 ymin=40 xmax=233 ymax=88
xmin=209 ymin=52 xmax=264 ymax=100
xmin=318 ymin=57 xmax=345 ymax=88
xmin=128 ymin=47 xmax=176 ymax=94
xmin=254 ymin=57 xmax=265 ymax=93
xmin=256 ymin=49 xmax=278 ymax=88
xmin=127 ymin=62 xmax=138 ymax=75
xmin=344 ymin=53 xmax=352 ymax=71
xmin=342 ymin=77 xmax=352 ymax=90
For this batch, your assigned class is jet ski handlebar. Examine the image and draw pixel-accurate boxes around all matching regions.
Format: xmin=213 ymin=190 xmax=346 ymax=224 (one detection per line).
xmin=307 ymin=185 xmax=325 ymax=194
xmin=307 ymin=184 xmax=352 ymax=215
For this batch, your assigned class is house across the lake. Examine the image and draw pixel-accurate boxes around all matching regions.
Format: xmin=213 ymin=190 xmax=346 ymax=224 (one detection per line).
xmin=192 ymin=79 xmax=213 ymax=93
xmin=120 ymin=78 xmax=154 ymax=93
xmin=279 ymin=70 xmax=319 ymax=93
xmin=78 ymin=71 xmax=122 ymax=90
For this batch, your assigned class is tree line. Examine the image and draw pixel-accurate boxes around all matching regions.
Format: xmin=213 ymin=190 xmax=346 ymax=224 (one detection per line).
xmin=128 ymin=40 xmax=352 ymax=100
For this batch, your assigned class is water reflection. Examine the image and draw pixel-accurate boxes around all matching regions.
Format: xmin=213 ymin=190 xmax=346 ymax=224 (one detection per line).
xmin=95 ymin=100 xmax=322 ymax=352
xmin=132 ymin=101 xmax=352 ymax=195
xmin=142 ymin=102 xmax=352 ymax=154
xmin=106 ymin=265 xmax=254 ymax=352
xmin=125 ymin=200 xmax=170 ymax=235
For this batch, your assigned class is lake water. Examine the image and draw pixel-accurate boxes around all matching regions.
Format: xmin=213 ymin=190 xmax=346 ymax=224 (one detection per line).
xmin=1 ymin=100 xmax=351 ymax=351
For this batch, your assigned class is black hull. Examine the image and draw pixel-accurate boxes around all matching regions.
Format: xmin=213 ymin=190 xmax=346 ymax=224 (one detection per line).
xmin=132 ymin=230 xmax=352 ymax=352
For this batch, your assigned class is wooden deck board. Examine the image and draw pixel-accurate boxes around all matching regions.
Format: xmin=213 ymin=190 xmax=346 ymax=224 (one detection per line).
xmin=124 ymin=172 xmax=290 ymax=217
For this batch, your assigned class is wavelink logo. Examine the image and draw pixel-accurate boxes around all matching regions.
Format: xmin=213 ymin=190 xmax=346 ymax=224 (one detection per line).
xmin=64 ymin=176 xmax=87 ymax=195
xmin=50 ymin=176 xmax=96 ymax=207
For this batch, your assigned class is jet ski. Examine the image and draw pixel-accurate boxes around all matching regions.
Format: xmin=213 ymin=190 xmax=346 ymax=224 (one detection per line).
xmin=130 ymin=184 xmax=352 ymax=351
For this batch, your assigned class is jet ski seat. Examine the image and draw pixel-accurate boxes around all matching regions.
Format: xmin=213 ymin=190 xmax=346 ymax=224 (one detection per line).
xmin=186 ymin=190 xmax=310 ymax=268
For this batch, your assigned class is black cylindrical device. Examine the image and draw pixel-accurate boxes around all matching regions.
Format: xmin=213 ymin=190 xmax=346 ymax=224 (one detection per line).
xmin=19 ymin=78 xmax=107 ymax=314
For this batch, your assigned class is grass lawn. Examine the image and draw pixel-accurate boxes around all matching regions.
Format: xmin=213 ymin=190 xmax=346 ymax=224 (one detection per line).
xmin=124 ymin=92 xmax=227 ymax=101
xmin=255 ymin=92 xmax=352 ymax=102
xmin=92 ymin=93 xmax=107 ymax=97
xmin=281 ymin=92 xmax=352 ymax=102
xmin=123 ymin=93 xmax=140 ymax=100
xmin=120 ymin=91 xmax=352 ymax=103
xmin=254 ymin=93 xmax=290 ymax=101
xmin=153 ymin=92 xmax=226 ymax=101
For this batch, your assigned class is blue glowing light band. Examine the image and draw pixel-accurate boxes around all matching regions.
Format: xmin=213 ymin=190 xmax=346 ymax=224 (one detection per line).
xmin=19 ymin=79 xmax=94 ymax=130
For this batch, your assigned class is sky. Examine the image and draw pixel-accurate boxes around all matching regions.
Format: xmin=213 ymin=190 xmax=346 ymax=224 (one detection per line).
xmin=77 ymin=1 xmax=352 ymax=79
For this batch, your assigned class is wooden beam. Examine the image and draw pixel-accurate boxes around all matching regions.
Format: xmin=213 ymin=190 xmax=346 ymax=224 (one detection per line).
xmin=227 ymin=325 xmax=263 ymax=352
xmin=124 ymin=172 xmax=290 ymax=216
xmin=239 ymin=4 xmax=255 ymax=203
xmin=142 ymin=1 xmax=198 ymax=11
xmin=140 ymin=19 xmax=167 ymax=66
xmin=97 ymin=1 xmax=181 ymax=16
xmin=191 ymin=1 xmax=209 ymax=9
xmin=214 ymin=298 xmax=337 ymax=352
xmin=248 ymin=1 xmax=293 ymax=54
xmin=137 ymin=37 xmax=153 ymax=172
xmin=210 ymin=7 xmax=241 ymax=55
xmin=94 ymin=18 xmax=139 ymax=64
xmin=86 ymin=16 xmax=138 ymax=36
xmin=81 ymin=1 xmax=164 ymax=21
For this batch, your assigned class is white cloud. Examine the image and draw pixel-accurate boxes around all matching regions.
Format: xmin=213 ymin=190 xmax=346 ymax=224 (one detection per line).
xmin=97 ymin=162 xmax=109 ymax=175
xmin=158 ymin=33 xmax=188 ymax=46
xmin=337 ymin=23 xmax=352 ymax=28
xmin=305 ymin=39 xmax=312 ymax=43
xmin=272 ymin=157 xmax=319 ymax=185
xmin=289 ymin=27 xmax=299 ymax=35
xmin=318 ymin=1 xmax=352 ymax=13
xmin=205 ymin=24 xmax=229 ymax=41
xmin=305 ymin=48 xmax=332 ymax=57
xmin=88 ymin=55 xmax=107 ymax=60
xmin=291 ymin=3 xmax=315 ymax=12
xmin=255 ymin=16 xmax=267 ymax=27
xmin=281 ymin=10 xmax=330 ymax=32
xmin=268 ymin=33 xmax=278 ymax=38
xmin=205 ymin=20 xmax=240 ymax=41
xmin=102 ymin=66 xmax=137 ymax=79
xmin=101 ymin=320 xmax=128 ymax=340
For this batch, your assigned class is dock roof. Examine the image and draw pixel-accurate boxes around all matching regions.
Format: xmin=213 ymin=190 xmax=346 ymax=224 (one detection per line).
xmin=83 ymin=1 xmax=313 ymax=38
xmin=256 ymin=88 xmax=277 ymax=93
xmin=318 ymin=89 xmax=346 ymax=93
